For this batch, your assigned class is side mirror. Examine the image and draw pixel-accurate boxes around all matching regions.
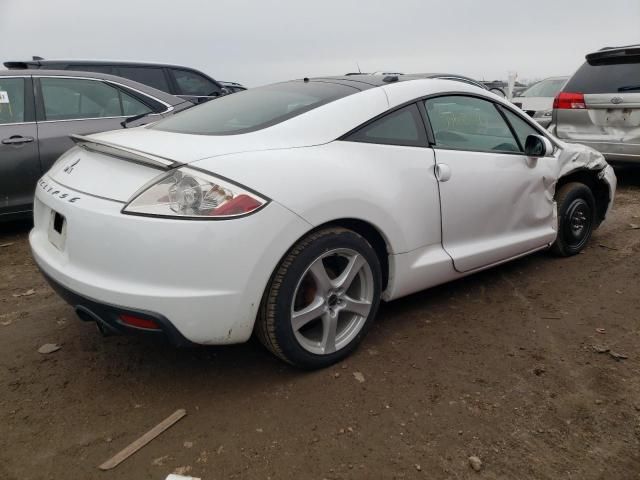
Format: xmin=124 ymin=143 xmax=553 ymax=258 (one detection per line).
xmin=524 ymin=134 xmax=553 ymax=157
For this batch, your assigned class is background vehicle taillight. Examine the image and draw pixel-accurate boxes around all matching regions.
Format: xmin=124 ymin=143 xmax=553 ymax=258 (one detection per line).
xmin=553 ymin=92 xmax=586 ymax=110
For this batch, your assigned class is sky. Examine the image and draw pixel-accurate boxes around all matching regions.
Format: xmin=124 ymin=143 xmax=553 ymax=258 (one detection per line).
xmin=1 ymin=0 xmax=639 ymax=87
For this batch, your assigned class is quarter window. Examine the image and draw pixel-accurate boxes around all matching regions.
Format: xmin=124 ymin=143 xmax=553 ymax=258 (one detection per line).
xmin=172 ymin=69 xmax=220 ymax=96
xmin=0 ymin=78 xmax=25 ymax=124
xmin=117 ymin=67 xmax=170 ymax=92
xmin=345 ymin=104 xmax=427 ymax=147
xmin=425 ymin=96 xmax=520 ymax=153
xmin=40 ymin=78 xmax=152 ymax=121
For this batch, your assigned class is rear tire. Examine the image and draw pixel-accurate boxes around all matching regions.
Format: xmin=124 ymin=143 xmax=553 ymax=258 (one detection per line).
xmin=256 ymin=227 xmax=382 ymax=369
xmin=550 ymin=182 xmax=596 ymax=257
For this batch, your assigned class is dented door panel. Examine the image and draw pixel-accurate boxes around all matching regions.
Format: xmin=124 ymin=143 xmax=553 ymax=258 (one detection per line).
xmin=435 ymin=149 xmax=558 ymax=273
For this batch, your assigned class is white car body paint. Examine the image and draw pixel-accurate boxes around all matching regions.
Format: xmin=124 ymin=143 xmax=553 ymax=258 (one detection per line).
xmin=30 ymin=78 xmax=617 ymax=345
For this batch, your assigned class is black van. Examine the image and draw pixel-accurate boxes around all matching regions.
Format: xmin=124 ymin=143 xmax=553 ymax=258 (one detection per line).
xmin=4 ymin=58 xmax=243 ymax=103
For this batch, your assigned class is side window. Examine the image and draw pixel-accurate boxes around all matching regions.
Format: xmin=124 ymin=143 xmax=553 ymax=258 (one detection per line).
xmin=40 ymin=78 xmax=151 ymax=121
xmin=425 ymin=96 xmax=520 ymax=153
xmin=171 ymin=69 xmax=220 ymax=96
xmin=117 ymin=67 xmax=170 ymax=92
xmin=499 ymin=106 xmax=541 ymax=150
xmin=0 ymin=78 xmax=25 ymax=124
xmin=119 ymin=88 xmax=154 ymax=116
xmin=345 ymin=104 xmax=427 ymax=147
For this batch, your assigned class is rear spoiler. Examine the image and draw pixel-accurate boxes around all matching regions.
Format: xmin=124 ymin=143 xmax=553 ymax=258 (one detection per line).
xmin=586 ymin=46 xmax=640 ymax=65
xmin=3 ymin=61 xmax=35 ymax=69
xmin=4 ymin=56 xmax=45 ymax=69
xmin=70 ymin=134 xmax=180 ymax=170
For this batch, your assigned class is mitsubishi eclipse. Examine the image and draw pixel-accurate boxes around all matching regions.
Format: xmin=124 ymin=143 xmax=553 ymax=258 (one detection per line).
xmin=29 ymin=75 xmax=616 ymax=368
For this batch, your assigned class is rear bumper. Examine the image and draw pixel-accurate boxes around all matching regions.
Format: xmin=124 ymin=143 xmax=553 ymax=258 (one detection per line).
xmin=39 ymin=267 xmax=192 ymax=346
xmin=30 ymin=175 xmax=312 ymax=345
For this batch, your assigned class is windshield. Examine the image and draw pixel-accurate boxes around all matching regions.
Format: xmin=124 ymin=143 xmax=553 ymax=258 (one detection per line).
xmin=520 ymin=78 xmax=567 ymax=97
xmin=151 ymin=81 xmax=358 ymax=135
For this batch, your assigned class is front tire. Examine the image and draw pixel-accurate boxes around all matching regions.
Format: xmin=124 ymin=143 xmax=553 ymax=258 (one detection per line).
xmin=256 ymin=227 xmax=382 ymax=369
xmin=551 ymin=182 xmax=596 ymax=257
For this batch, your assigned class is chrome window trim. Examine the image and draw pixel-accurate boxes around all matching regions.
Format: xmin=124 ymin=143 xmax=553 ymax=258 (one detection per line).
xmin=0 ymin=121 xmax=36 ymax=126
xmin=36 ymin=113 xmax=165 ymax=124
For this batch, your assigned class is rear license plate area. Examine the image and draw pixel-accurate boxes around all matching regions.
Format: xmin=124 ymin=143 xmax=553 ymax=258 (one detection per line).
xmin=53 ymin=212 xmax=64 ymax=233
xmin=48 ymin=210 xmax=66 ymax=250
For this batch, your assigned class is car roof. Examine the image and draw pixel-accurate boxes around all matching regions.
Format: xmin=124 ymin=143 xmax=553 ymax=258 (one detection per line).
xmin=309 ymin=73 xmax=486 ymax=90
xmin=4 ymin=59 xmax=204 ymax=70
xmin=0 ymin=68 xmax=185 ymax=106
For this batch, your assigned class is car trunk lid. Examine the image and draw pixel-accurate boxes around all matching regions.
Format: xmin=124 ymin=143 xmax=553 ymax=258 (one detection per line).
xmin=581 ymin=93 xmax=640 ymax=141
xmin=47 ymin=137 xmax=172 ymax=203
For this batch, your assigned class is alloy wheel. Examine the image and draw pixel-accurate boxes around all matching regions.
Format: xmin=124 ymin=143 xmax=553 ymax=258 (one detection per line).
xmin=290 ymin=248 xmax=374 ymax=355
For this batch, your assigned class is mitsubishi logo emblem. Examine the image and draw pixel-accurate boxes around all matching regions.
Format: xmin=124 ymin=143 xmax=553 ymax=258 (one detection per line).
xmin=64 ymin=158 xmax=80 ymax=174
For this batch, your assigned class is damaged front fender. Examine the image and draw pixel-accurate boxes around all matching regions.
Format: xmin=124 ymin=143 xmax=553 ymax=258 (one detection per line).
xmin=553 ymin=139 xmax=617 ymax=222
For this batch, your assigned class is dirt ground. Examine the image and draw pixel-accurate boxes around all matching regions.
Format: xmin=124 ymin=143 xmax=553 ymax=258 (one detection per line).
xmin=1 ymin=168 xmax=639 ymax=480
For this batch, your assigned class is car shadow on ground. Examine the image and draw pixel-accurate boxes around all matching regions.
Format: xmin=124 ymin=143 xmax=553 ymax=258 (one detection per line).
xmin=0 ymin=218 xmax=32 ymax=237
xmin=72 ymin=249 xmax=546 ymax=386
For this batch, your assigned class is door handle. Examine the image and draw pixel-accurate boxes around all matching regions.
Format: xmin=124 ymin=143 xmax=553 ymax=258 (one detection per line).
xmin=2 ymin=136 xmax=35 ymax=145
xmin=435 ymin=163 xmax=452 ymax=182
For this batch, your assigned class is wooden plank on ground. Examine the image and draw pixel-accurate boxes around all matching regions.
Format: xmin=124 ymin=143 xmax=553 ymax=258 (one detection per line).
xmin=98 ymin=409 xmax=187 ymax=471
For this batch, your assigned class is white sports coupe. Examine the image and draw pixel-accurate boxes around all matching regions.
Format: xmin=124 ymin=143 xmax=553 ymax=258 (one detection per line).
xmin=30 ymin=74 xmax=616 ymax=368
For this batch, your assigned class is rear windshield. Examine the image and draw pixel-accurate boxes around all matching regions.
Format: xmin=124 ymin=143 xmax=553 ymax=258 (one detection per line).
xmin=564 ymin=61 xmax=640 ymax=94
xmin=151 ymin=81 xmax=358 ymax=135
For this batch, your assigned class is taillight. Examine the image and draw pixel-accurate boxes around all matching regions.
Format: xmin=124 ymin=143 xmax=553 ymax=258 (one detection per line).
xmin=123 ymin=167 xmax=267 ymax=219
xmin=553 ymin=92 xmax=586 ymax=110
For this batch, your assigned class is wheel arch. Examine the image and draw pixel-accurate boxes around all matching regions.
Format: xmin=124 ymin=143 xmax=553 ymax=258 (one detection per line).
xmin=556 ymin=168 xmax=610 ymax=226
xmin=320 ymin=218 xmax=391 ymax=291
xmin=259 ymin=218 xmax=392 ymax=309
xmin=252 ymin=217 xmax=392 ymax=351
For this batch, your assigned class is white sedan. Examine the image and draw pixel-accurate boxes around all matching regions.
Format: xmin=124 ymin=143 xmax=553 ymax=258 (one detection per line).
xmin=30 ymin=75 xmax=616 ymax=368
